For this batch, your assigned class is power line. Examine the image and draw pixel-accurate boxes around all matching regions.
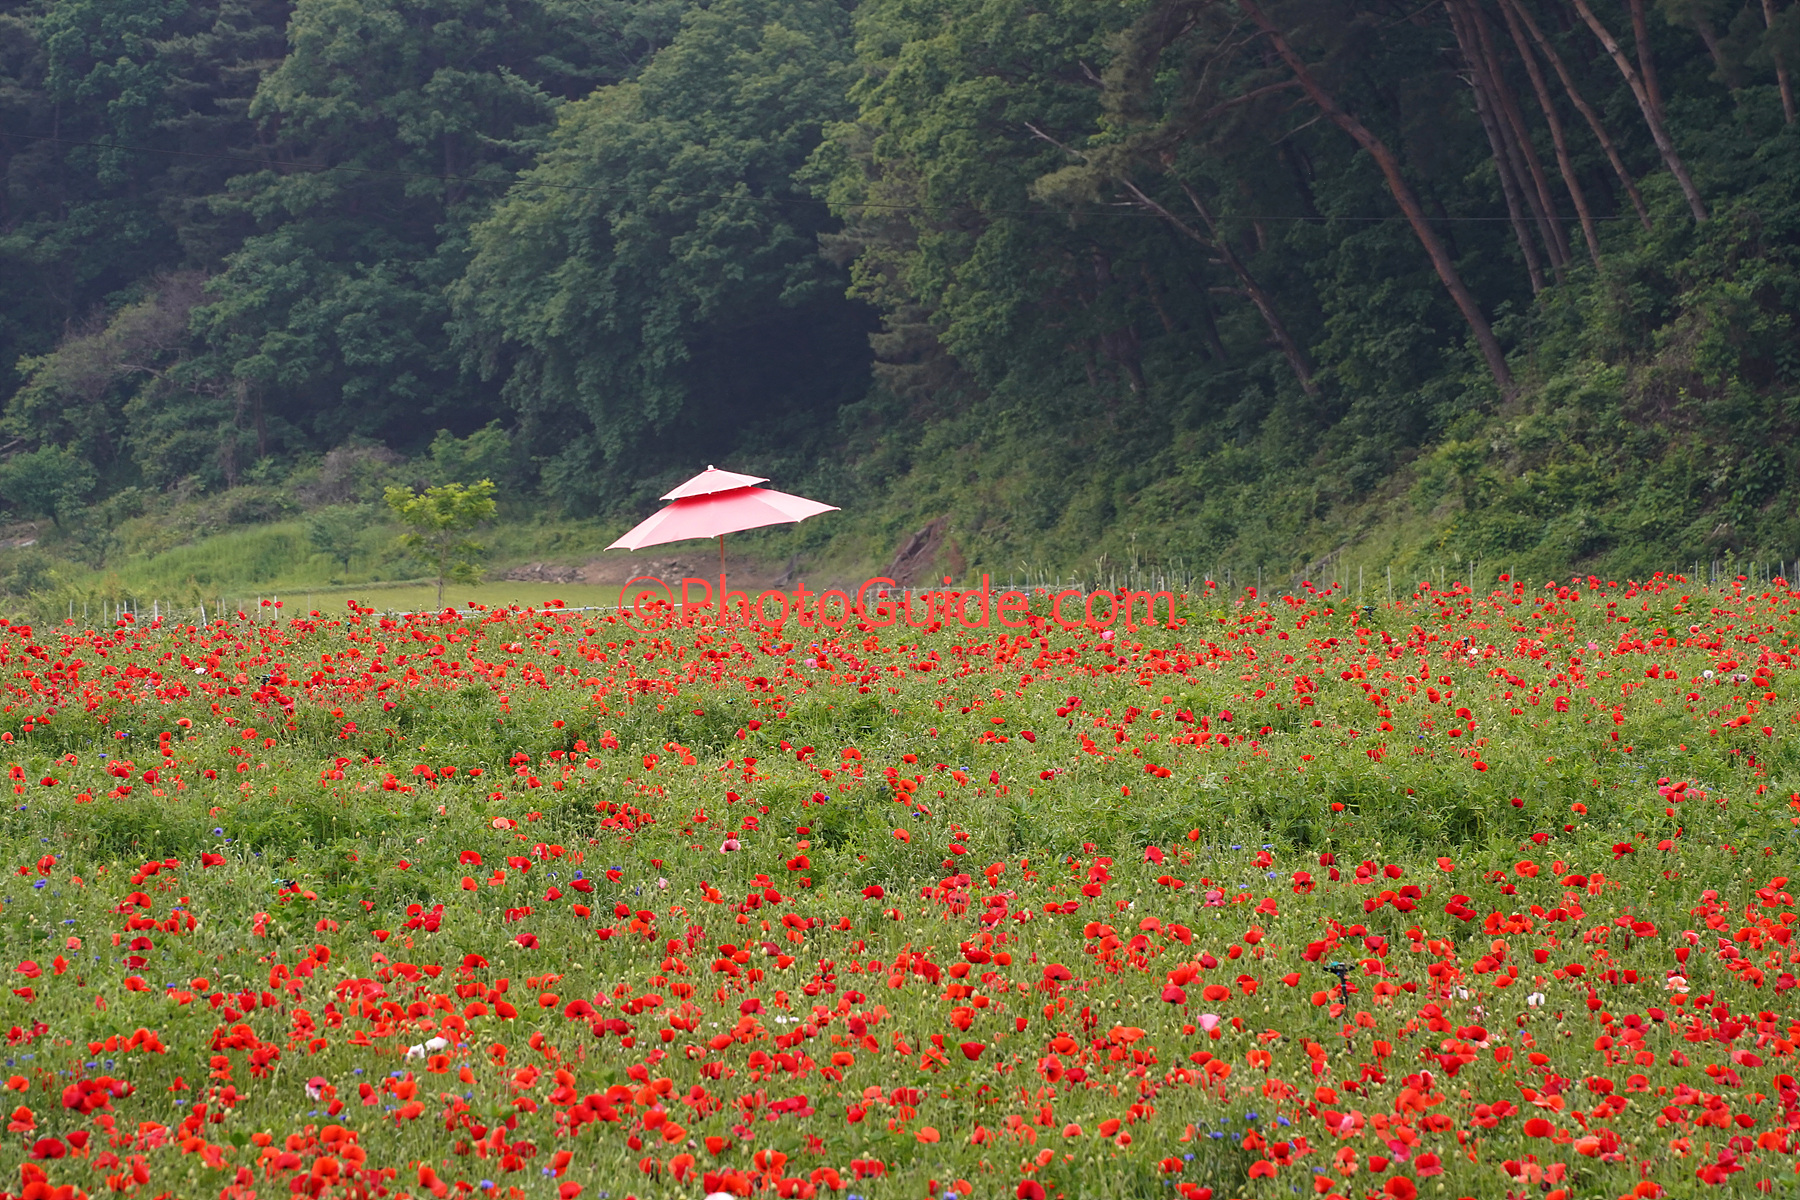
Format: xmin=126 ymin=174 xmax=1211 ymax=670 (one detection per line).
xmin=0 ymin=129 xmax=1642 ymax=224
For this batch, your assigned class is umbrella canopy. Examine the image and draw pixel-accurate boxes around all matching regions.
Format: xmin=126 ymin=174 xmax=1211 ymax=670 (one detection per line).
xmin=607 ymin=467 xmax=837 ymax=552
xmin=660 ymin=466 xmax=768 ymax=500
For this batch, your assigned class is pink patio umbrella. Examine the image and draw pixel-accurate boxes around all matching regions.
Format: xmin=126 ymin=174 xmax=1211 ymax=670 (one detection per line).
xmin=607 ymin=466 xmax=839 ymax=575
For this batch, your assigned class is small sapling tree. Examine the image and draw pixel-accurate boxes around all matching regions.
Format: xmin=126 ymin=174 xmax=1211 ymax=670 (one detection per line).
xmin=383 ymin=480 xmax=498 ymax=607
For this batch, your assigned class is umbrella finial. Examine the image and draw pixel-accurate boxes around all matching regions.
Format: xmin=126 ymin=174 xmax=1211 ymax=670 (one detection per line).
xmin=656 ymin=466 xmax=770 ymax=501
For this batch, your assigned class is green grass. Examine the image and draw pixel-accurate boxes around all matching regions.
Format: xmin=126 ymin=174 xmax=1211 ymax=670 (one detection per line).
xmin=0 ymin=516 xmax=646 ymax=620
xmin=0 ymin=499 xmax=877 ymax=629
xmin=295 ymin=579 xmax=626 ymax=616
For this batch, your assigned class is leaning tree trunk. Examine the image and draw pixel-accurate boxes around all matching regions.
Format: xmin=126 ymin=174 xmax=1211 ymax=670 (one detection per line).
xmin=1763 ymin=0 xmax=1796 ymax=124
xmin=1569 ymin=0 xmax=1709 ymax=220
xmin=1450 ymin=0 xmax=1548 ymax=291
xmin=1240 ymin=0 xmax=1514 ymax=391
xmin=1497 ymin=0 xmax=1604 ymax=264
xmin=1504 ymin=0 xmax=1652 ymax=229
xmin=1626 ymin=0 xmax=1666 ymax=119
xmin=1114 ymin=175 xmax=1322 ymax=397
xmin=1471 ymin=0 xmax=1572 ymax=270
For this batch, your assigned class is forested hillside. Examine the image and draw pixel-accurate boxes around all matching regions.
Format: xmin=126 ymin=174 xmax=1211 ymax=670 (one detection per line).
xmin=3 ymin=0 xmax=1800 ymax=587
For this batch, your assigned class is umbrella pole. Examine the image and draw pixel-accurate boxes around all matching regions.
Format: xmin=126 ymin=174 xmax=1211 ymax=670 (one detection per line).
xmin=719 ymin=535 xmax=727 ymax=625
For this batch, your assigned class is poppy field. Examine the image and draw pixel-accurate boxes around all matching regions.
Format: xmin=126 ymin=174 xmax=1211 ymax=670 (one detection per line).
xmin=0 ymin=574 xmax=1796 ymax=1200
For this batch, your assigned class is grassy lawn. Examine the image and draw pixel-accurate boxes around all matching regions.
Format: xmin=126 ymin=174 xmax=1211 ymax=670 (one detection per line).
xmin=255 ymin=580 xmax=626 ymax=618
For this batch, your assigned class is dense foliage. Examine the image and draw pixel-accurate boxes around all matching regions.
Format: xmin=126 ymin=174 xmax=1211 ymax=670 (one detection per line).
xmin=5 ymin=0 xmax=1800 ymax=577
xmin=0 ymin=576 xmax=1788 ymax=1196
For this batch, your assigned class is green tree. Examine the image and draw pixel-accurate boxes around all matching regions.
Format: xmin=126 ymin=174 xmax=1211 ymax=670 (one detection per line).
xmin=305 ymin=504 xmax=371 ymax=573
xmin=0 ymin=447 xmax=100 ymax=526
xmin=814 ymin=0 xmax=1179 ymax=403
xmin=0 ymin=0 xmax=291 ymax=440
xmin=429 ymin=422 xmax=514 ymax=487
xmin=383 ymin=480 xmax=498 ymax=607
xmin=5 ymin=272 xmax=206 ymax=482
xmin=454 ymin=0 xmax=870 ymax=510
xmin=185 ymin=0 xmax=692 ymax=466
